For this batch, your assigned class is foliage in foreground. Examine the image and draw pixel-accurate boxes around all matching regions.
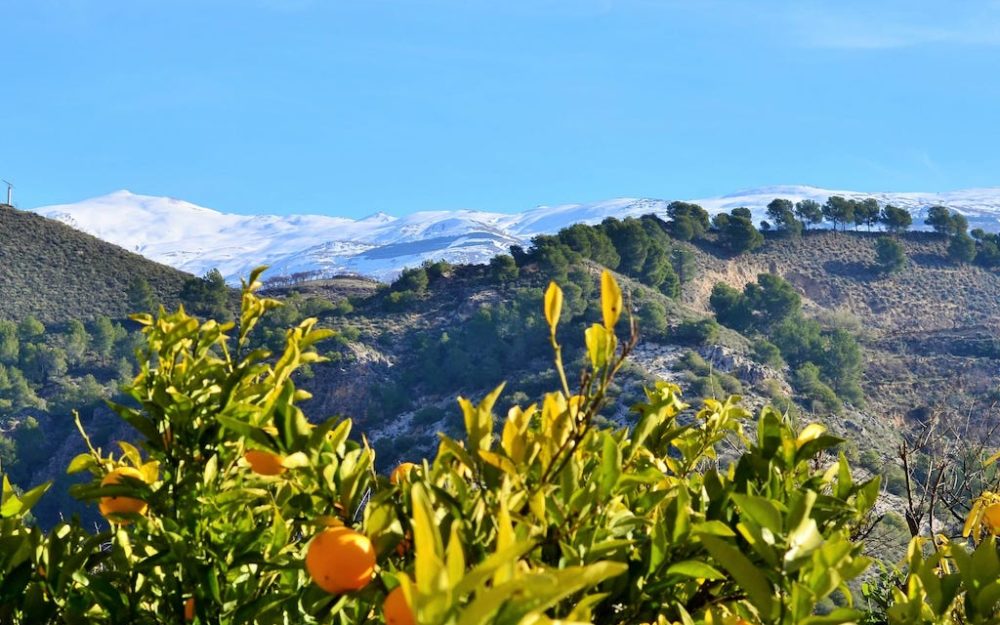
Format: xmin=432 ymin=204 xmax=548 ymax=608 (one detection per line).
xmin=0 ymin=267 xmax=999 ymax=624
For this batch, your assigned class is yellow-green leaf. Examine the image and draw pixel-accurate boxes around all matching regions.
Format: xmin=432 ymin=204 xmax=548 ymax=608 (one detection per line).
xmin=544 ymin=281 xmax=563 ymax=334
xmin=600 ymin=270 xmax=622 ymax=330
xmin=411 ymin=483 xmax=446 ymax=595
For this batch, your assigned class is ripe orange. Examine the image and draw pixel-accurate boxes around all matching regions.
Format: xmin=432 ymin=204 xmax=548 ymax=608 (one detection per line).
xmin=305 ymin=526 xmax=376 ymax=593
xmin=383 ymin=586 xmax=415 ymax=625
xmin=99 ymin=467 xmax=148 ymax=521
xmin=184 ymin=597 xmax=195 ymax=621
xmin=390 ymin=462 xmax=417 ymax=485
xmin=244 ymin=450 xmax=286 ymax=476
xmin=984 ymin=503 xmax=1000 ymax=534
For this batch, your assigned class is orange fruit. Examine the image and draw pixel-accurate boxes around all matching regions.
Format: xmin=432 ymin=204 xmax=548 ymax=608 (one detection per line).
xmin=390 ymin=462 xmax=417 ymax=485
xmin=984 ymin=503 xmax=1000 ymax=534
xmin=383 ymin=586 xmax=415 ymax=625
xmin=99 ymin=467 xmax=148 ymax=521
xmin=244 ymin=450 xmax=286 ymax=476
xmin=305 ymin=526 xmax=376 ymax=593
xmin=184 ymin=597 xmax=195 ymax=621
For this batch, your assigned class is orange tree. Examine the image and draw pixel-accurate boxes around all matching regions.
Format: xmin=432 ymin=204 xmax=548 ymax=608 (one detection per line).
xmin=0 ymin=266 xmax=884 ymax=624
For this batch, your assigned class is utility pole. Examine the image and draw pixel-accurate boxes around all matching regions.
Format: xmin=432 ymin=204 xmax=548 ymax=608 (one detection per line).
xmin=1 ymin=180 xmax=11 ymax=206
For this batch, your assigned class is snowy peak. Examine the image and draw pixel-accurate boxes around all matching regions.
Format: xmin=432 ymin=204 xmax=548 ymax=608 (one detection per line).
xmin=31 ymin=186 xmax=1000 ymax=283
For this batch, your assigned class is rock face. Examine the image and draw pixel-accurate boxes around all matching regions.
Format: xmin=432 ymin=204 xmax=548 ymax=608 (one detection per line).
xmin=629 ymin=343 xmax=687 ymax=383
xmin=305 ymin=342 xmax=395 ymax=426
xmin=697 ymin=345 xmax=784 ymax=387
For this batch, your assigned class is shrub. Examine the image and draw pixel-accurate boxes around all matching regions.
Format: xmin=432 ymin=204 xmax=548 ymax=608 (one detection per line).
xmin=673 ymin=318 xmax=720 ymax=345
xmin=752 ymin=338 xmax=785 ymax=369
xmin=874 ymin=237 xmax=907 ymax=274
xmin=392 ymin=267 xmax=430 ymax=293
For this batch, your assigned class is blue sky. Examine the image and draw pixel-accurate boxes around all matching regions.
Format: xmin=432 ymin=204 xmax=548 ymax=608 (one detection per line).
xmin=2 ymin=0 xmax=999 ymax=218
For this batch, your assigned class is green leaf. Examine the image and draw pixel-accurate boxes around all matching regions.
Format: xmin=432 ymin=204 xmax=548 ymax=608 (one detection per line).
xmin=14 ymin=481 xmax=51 ymax=516
xmin=732 ymin=494 xmax=784 ymax=534
xmin=691 ymin=520 xmax=736 ymax=537
xmin=699 ymin=533 xmax=775 ymax=618
xmin=66 ymin=453 xmax=97 ymax=475
xmin=411 ymin=483 xmax=445 ymax=595
xmin=666 ymin=560 xmax=727 ymax=581
xmin=598 ymin=432 xmax=622 ymax=499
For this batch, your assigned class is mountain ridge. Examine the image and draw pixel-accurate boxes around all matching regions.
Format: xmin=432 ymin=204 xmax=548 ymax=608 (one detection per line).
xmin=31 ymin=185 xmax=1000 ymax=283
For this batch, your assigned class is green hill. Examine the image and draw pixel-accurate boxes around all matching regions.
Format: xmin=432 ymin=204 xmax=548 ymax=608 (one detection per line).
xmin=0 ymin=204 xmax=188 ymax=322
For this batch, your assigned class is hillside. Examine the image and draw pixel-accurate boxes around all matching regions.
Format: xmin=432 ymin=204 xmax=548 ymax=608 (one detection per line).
xmin=681 ymin=232 xmax=1000 ymax=415
xmin=30 ymin=185 xmax=1000 ymax=283
xmin=0 ymin=203 xmax=189 ymax=322
xmin=3 ymin=209 xmax=999 ymax=549
xmin=256 ymin=231 xmax=991 ymax=461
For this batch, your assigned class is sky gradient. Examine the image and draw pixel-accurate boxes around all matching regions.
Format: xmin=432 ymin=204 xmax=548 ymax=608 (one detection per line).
xmin=2 ymin=0 xmax=999 ymax=218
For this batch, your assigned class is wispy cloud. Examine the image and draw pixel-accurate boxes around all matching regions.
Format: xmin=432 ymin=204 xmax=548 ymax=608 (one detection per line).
xmin=784 ymin=2 xmax=1000 ymax=49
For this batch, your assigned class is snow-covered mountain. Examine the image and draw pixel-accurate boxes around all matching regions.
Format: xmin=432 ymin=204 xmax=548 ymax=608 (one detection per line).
xmin=30 ymin=185 xmax=1000 ymax=283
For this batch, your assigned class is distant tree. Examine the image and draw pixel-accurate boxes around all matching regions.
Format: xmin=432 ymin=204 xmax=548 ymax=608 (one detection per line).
xmin=766 ymin=198 xmax=794 ymax=221
xmin=127 ymin=276 xmax=157 ymax=314
xmin=748 ymin=273 xmax=802 ymax=330
xmin=508 ymin=245 xmax=529 ymax=267
xmin=766 ymin=199 xmax=803 ymax=237
xmin=950 ymin=212 xmax=969 ymax=235
xmin=89 ymin=319 xmax=112 ymax=361
xmin=602 ymin=218 xmax=650 ymax=275
xmin=711 ymin=213 xmax=730 ymax=231
xmin=668 ymin=217 xmax=694 ymax=241
xmin=17 ymin=316 xmax=45 ymax=343
xmin=527 ymin=235 xmax=576 ymax=282
xmin=792 ymin=362 xmax=842 ymax=414
xmin=636 ymin=299 xmax=669 ymax=339
xmin=674 ymin=318 xmax=721 ymax=346
xmin=977 ymin=237 xmax=1000 ymax=268
xmin=874 ymin=237 xmax=907 ymax=274
xmin=558 ymin=223 xmax=620 ymax=269
xmin=925 ymin=205 xmax=952 ymax=235
xmin=488 ymin=254 xmax=519 ymax=283
xmin=91 ymin=315 xmax=121 ymax=363
xmin=422 ymin=260 xmax=452 ymax=281
xmin=392 ymin=266 xmax=430 ymax=293
xmin=0 ymin=364 xmax=43 ymax=410
xmin=971 ymin=228 xmax=987 ymax=241
xmin=719 ymin=214 xmax=764 ymax=254
xmin=181 ymin=269 xmax=230 ymax=319
xmin=821 ymin=329 xmax=865 ymax=405
xmin=63 ymin=319 xmax=90 ymax=364
xmin=794 ymin=199 xmax=823 ymax=230
xmin=854 ymin=198 xmax=880 ymax=231
xmin=822 ymin=196 xmax=855 ymax=232
xmin=665 ymin=201 xmax=710 ymax=241
xmin=670 ymin=248 xmax=698 ymax=285
xmin=760 ymin=221 xmax=772 ymax=232
xmin=880 ymin=205 xmax=912 ymax=234
xmin=730 ymin=207 xmax=753 ymax=221
xmin=771 ymin=316 xmax=825 ymax=368
xmin=752 ymin=338 xmax=785 ymax=369
xmin=0 ymin=320 xmax=18 ymax=365
xmin=20 ymin=343 xmax=68 ymax=384
xmin=709 ymin=283 xmax=753 ymax=332
xmin=641 ymin=245 xmax=680 ymax=297
xmin=948 ymin=233 xmax=977 ymax=264
xmin=116 ymin=355 xmax=134 ymax=382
